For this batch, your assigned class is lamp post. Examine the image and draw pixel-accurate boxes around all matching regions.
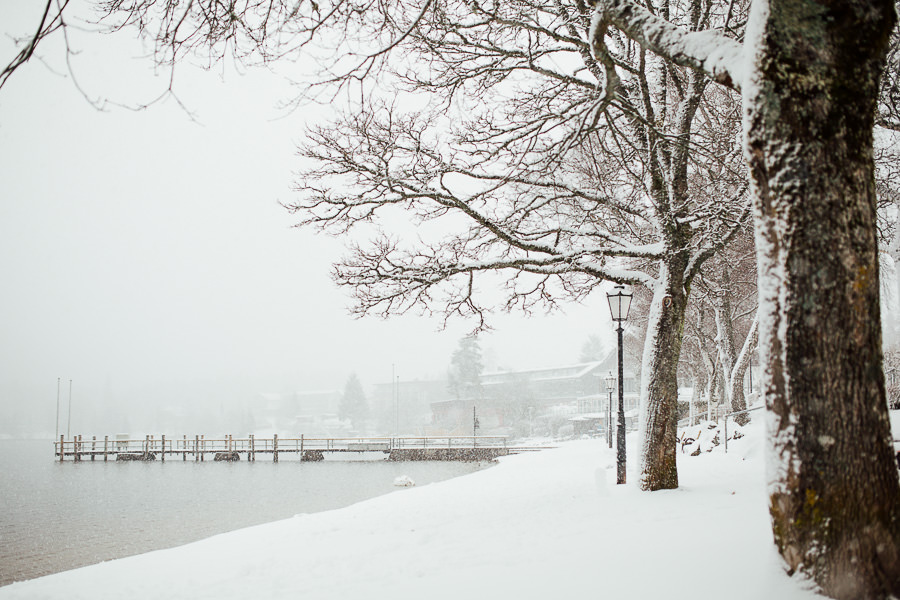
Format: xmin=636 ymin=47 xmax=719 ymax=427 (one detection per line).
xmin=606 ymin=284 xmax=632 ymax=484
xmin=605 ymin=371 xmax=615 ymax=449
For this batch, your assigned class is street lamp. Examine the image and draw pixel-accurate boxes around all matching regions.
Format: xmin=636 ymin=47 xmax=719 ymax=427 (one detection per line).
xmin=607 ymin=284 xmax=632 ymax=484
xmin=605 ymin=371 xmax=615 ymax=449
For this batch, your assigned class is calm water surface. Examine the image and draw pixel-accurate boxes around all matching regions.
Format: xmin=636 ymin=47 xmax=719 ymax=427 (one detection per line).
xmin=0 ymin=439 xmax=486 ymax=586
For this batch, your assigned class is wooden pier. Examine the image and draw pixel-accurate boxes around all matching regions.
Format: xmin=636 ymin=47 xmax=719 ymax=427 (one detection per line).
xmin=54 ymin=434 xmax=543 ymax=463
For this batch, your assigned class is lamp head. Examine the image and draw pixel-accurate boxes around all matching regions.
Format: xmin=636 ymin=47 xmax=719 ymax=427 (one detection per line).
xmin=606 ymin=284 xmax=633 ymax=322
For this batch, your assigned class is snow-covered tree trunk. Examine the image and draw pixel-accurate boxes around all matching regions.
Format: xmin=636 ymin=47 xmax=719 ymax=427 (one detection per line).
xmin=743 ymin=0 xmax=900 ymax=595
xmin=638 ymin=260 xmax=689 ymax=490
xmin=727 ymin=313 xmax=757 ymax=425
xmin=718 ymin=302 xmax=757 ymax=426
xmin=682 ymin=361 xmax=704 ymax=426
xmin=713 ymin=295 xmax=743 ymax=414
xmin=694 ymin=334 xmax=718 ymax=422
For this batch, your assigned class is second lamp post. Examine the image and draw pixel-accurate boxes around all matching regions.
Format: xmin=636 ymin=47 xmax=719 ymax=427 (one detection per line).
xmin=607 ymin=284 xmax=632 ymax=484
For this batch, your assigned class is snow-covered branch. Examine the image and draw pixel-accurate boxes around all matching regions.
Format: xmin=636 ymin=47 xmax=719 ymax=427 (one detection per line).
xmin=590 ymin=0 xmax=745 ymax=92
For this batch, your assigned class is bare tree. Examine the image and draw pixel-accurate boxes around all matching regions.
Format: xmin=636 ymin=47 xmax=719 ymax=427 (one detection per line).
xmin=288 ymin=0 xmax=751 ymax=492
xmin=683 ymin=305 xmax=721 ymax=420
xmin=693 ymin=232 xmax=758 ymax=424
xmin=4 ymin=0 xmax=751 ymax=496
xmin=592 ymin=0 xmax=900 ymax=596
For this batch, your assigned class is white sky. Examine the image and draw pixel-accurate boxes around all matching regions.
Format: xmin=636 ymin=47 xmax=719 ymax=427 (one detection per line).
xmin=0 ymin=2 xmax=616 ymax=435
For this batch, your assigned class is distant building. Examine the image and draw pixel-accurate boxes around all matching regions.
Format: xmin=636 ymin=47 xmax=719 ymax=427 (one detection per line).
xmin=482 ymin=361 xmax=609 ymax=405
xmin=414 ymin=354 xmax=642 ymax=438
xmin=363 ymin=349 xmax=646 ymax=439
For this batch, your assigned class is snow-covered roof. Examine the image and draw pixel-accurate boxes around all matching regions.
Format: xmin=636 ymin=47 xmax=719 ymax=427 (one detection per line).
xmin=569 ymin=413 xmax=607 ymax=421
xmin=481 ymin=361 xmax=604 ymax=385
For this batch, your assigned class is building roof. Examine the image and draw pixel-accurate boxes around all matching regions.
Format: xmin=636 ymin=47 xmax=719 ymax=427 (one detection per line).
xmin=480 ymin=360 xmax=637 ymax=385
xmin=480 ymin=361 xmax=604 ymax=385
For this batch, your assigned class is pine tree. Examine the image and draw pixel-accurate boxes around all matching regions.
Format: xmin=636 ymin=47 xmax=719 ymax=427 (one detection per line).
xmin=447 ymin=335 xmax=483 ymax=401
xmin=579 ymin=335 xmax=606 ymax=363
xmin=338 ymin=373 xmax=368 ymax=431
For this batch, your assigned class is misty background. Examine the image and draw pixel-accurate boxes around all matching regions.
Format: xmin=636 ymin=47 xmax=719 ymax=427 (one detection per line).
xmin=0 ymin=2 xmax=620 ymax=438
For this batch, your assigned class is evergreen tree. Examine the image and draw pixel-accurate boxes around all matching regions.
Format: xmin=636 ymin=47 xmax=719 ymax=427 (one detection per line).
xmin=579 ymin=335 xmax=606 ymax=363
xmin=447 ymin=335 xmax=483 ymax=400
xmin=338 ymin=373 xmax=368 ymax=431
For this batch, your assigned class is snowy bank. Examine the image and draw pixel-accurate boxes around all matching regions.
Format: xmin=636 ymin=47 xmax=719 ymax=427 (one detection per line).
xmin=1 ymin=420 xmax=822 ymax=600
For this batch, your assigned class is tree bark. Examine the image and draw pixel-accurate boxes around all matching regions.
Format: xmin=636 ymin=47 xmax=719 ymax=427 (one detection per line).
xmin=745 ymin=0 xmax=900 ymax=596
xmin=638 ymin=259 xmax=689 ymax=490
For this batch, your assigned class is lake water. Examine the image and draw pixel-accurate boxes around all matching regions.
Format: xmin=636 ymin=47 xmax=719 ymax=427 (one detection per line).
xmin=0 ymin=439 xmax=487 ymax=587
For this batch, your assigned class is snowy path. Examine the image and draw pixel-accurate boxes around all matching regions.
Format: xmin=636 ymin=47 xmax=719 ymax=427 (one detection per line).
xmin=1 ymin=422 xmax=821 ymax=600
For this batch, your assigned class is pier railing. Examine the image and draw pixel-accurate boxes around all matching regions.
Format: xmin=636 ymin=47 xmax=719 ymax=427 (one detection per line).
xmin=54 ymin=434 xmax=516 ymax=462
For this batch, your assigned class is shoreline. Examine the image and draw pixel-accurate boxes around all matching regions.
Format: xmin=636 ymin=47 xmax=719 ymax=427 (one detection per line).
xmin=0 ymin=422 xmax=823 ymax=600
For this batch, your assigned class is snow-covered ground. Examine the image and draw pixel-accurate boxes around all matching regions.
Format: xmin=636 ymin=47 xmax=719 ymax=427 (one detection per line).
xmin=0 ymin=417 xmax=844 ymax=600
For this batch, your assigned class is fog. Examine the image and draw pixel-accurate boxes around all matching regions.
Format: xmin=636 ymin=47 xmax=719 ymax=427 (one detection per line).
xmin=0 ymin=3 xmax=616 ymax=438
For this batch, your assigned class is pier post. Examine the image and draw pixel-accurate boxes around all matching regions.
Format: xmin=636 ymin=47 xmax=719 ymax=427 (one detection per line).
xmin=183 ymin=435 xmax=187 ymax=461
xmin=104 ymin=435 xmax=109 ymax=461
xmin=75 ymin=435 xmax=81 ymax=462
xmin=195 ymin=435 xmax=200 ymax=461
xmin=300 ymin=434 xmax=304 ymax=455
xmin=161 ymin=435 xmax=166 ymax=462
xmin=273 ymin=434 xmax=278 ymax=463
xmin=250 ymin=434 xmax=255 ymax=461
xmin=91 ymin=436 xmax=96 ymax=461
xmin=201 ymin=435 xmax=205 ymax=461
xmin=145 ymin=435 xmax=150 ymax=460
xmin=59 ymin=434 xmax=64 ymax=462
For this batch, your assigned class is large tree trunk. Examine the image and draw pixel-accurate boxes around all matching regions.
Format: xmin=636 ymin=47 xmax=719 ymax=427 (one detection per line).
xmin=744 ymin=0 xmax=900 ymax=596
xmin=638 ymin=259 xmax=689 ymax=491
